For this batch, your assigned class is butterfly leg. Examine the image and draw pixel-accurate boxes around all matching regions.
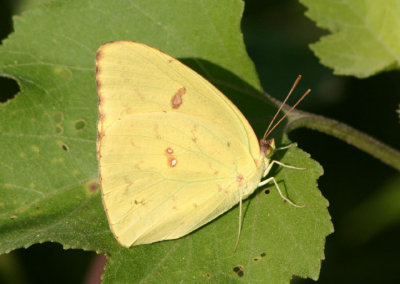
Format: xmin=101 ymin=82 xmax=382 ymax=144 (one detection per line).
xmin=263 ymin=160 xmax=305 ymax=178
xmin=274 ymin=143 xmax=296 ymax=151
xmin=259 ymin=177 xmax=305 ymax=208
xmin=234 ymin=193 xmax=243 ymax=252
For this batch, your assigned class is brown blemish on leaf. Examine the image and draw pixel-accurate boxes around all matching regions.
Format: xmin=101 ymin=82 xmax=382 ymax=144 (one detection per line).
xmin=52 ymin=112 xmax=64 ymax=123
xmin=193 ymin=203 xmax=198 ymax=208
xmin=227 ymin=141 xmax=231 ymax=147
xmin=217 ymin=185 xmax=223 ymax=192
xmin=172 ymin=206 xmax=178 ymax=210
xmin=213 ymin=171 xmax=219 ymax=175
xmin=171 ymin=87 xmax=186 ymax=109
xmin=55 ymin=125 xmax=63 ymax=135
xmin=88 ymin=182 xmax=99 ymax=193
xmin=264 ymin=189 xmax=270 ymax=195
xmin=253 ymin=252 xmax=266 ymax=262
xmin=61 ymin=143 xmax=69 ymax=151
xmin=233 ymin=265 xmax=244 ymax=277
xmin=74 ymin=119 xmax=86 ymax=130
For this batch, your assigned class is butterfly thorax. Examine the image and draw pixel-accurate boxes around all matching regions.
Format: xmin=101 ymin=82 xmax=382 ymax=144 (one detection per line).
xmin=239 ymin=142 xmax=271 ymax=200
xmin=239 ymin=138 xmax=277 ymax=199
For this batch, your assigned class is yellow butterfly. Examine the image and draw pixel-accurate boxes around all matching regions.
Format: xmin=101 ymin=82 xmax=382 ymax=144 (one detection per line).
xmin=96 ymin=41 xmax=308 ymax=248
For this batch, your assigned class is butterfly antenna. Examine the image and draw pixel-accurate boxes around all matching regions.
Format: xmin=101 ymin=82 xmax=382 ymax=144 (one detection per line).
xmin=263 ymin=75 xmax=302 ymax=140
xmin=263 ymin=75 xmax=310 ymax=140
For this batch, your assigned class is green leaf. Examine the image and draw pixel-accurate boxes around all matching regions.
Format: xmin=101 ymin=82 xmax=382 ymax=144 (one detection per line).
xmin=0 ymin=0 xmax=332 ymax=282
xmin=300 ymin=0 xmax=400 ymax=78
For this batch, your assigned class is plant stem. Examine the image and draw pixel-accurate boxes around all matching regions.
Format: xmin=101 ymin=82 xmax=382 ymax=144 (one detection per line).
xmin=263 ymin=93 xmax=400 ymax=172
xmin=287 ymin=111 xmax=400 ymax=171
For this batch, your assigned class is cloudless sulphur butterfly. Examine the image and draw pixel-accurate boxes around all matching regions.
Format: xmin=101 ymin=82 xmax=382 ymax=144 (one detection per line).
xmin=96 ymin=41 xmax=308 ymax=248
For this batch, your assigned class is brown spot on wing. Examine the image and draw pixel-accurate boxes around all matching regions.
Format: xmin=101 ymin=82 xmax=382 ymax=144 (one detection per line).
xmin=171 ymin=87 xmax=186 ymax=109
xmin=96 ymin=79 xmax=101 ymax=88
xmin=165 ymin=147 xmax=177 ymax=167
xmin=236 ymin=174 xmax=244 ymax=186
xmin=168 ymin=157 xmax=177 ymax=167
xmin=97 ymin=131 xmax=105 ymax=141
xmin=95 ymin=49 xmax=103 ymax=62
xmin=123 ymin=177 xmax=134 ymax=193
xmin=190 ymin=125 xmax=198 ymax=142
xmin=134 ymin=199 xmax=146 ymax=206
xmin=98 ymin=95 xmax=105 ymax=105
xmin=134 ymin=160 xmax=143 ymax=169
xmin=154 ymin=124 xmax=161 ymax=139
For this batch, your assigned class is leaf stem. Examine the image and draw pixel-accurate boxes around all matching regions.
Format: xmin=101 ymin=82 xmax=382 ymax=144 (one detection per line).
xmin=264 ymin=93 xmax=400 ymax=171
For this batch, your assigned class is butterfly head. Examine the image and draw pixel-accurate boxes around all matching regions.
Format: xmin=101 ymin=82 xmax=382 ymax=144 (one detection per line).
xmin=260 ymin=138 xmax=275 ymax=158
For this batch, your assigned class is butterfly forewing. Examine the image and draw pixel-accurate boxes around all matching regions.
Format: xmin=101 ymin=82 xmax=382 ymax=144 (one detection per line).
xmin=96 ymin=41 xmax=264 ymax=246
